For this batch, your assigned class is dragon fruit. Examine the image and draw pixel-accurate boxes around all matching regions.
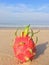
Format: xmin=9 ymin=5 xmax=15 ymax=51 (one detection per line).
xmin=13 ymin=25 xmax=39 ymax=63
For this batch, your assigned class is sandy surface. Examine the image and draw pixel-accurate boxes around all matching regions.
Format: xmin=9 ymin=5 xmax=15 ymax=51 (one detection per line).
xmin=0 ymin=28 xmax=49 ymax=65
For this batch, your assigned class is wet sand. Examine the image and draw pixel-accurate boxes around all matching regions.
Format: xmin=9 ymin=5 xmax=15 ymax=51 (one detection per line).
xmin=0 ymin=28 xmax=49 ymax=65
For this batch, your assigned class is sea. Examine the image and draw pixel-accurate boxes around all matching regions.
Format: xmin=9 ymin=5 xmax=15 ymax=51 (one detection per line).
xmin=0 ymin=24 xmax=49 ymax=29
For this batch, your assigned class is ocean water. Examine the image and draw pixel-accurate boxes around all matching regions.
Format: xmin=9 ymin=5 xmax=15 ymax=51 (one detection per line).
xmin=0 ymin=24 xmax=49 ymax=29
xmin=0 ymin=24 xmax=49 ymax=27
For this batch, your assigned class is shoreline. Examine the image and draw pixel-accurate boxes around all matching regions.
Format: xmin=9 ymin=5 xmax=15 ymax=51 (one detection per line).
xmin=0 ymin=27 xmax=49 ymax=30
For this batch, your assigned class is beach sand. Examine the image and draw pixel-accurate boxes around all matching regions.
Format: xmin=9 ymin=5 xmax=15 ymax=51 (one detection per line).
xmin=0 ymin=28 xmax=49 ymax=65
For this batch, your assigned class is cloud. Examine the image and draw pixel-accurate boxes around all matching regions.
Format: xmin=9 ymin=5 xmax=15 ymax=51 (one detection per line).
xmin=0 ymin=3 xmax=49 ymax=25
xmin=36 ymin=4 xmax=49 ymax=13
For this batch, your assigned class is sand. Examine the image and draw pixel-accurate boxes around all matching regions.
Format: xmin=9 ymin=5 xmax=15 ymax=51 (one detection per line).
xmin=0 ymin=28 xmax=49 ymax=65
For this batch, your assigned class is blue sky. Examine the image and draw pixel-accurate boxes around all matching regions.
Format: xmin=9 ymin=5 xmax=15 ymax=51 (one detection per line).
xmin=0 ymin=0 xmax=49 ymax=26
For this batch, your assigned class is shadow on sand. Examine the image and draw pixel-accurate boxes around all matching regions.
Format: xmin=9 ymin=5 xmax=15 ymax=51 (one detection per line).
xmin=34 ymin=42 xmax=48 ymax=59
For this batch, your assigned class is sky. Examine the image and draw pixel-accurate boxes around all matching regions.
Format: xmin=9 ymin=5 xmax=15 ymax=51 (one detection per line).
xmin=0 ymin=0 xmax=49 ymax=26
